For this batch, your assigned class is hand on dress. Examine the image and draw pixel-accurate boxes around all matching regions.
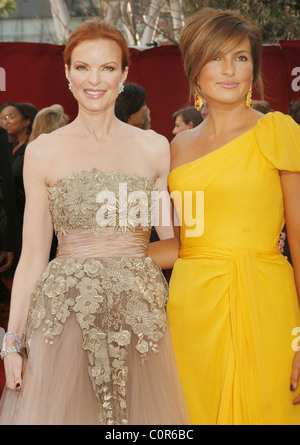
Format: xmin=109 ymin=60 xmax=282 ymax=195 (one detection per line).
xmin=290 ymin=350 xmax=300 ymax=404
xmin=4 ymin=352 xmax=23 ymax=391
xmin=277 ymin=232 xmax=286 ymax=254
xmin=0 ymin=251 xmax=14 ymax=272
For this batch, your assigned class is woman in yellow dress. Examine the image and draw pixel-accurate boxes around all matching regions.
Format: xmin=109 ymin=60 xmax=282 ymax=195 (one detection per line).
xmin=165 ymin=8 xmax=300 ymax=424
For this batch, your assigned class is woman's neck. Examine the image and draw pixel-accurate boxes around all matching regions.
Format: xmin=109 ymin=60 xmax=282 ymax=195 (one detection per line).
xmin=74 ymin=105 xmax=119 ymax=141
xmin=203 ymin=102 xmax=259 ymax=138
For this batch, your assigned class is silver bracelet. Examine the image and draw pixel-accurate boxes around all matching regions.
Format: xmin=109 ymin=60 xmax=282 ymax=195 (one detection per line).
xmin=1 ymin=345 xmax=21 ymax=359
xmin=1 ymin=331 xmax=22 ymax=360
xmin=3 ymin=331 xmax=22 ymax=345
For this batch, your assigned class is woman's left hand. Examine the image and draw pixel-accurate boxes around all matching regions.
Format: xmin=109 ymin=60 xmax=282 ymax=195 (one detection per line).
xmin=290 ymin=350 xmax=300 ymax=404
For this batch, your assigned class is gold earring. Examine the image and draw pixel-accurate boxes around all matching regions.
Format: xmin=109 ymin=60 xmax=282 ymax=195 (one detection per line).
xmin=246 ymin=80 xmax=253 ymax=109
xmin=194 ymin=93 xmax=203 ymax=111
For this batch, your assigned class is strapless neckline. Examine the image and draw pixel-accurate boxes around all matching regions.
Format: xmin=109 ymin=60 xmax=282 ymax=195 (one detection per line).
xmin=47 ymin=168 xmax=157 ymax=237
xmin=47 ymin=168 xmax=156 ymax=191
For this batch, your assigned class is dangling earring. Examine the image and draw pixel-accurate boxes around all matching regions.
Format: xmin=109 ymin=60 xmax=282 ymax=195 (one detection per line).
xmin=246 ymin=80 xmax=253 ymax=109
xmin=119 ymin=84 xmax=124 ymax=94
xmin=194 ymin=92 xmax=203 ymax=111
xmin=68 ymin=81 xmax=73 ymax=91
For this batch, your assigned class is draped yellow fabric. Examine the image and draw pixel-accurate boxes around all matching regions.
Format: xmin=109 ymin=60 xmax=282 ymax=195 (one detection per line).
xmin=167 ymin=112 xmax=300 ymax=425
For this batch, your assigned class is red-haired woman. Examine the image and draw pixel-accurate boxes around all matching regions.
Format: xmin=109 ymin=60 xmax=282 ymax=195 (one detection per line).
xmin=0 ymin=19 xmax=189 ymax=425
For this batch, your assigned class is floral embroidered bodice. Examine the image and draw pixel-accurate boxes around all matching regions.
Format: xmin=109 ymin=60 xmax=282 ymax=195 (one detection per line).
xmin=48 ymin=169 xmax=157 ymax=258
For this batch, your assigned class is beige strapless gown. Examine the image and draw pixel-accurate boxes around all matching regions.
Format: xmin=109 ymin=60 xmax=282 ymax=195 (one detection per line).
xmin=0 ymin=170 xmax=189 ymax=425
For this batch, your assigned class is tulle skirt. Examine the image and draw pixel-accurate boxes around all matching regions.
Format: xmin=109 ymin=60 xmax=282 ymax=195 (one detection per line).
xmin=0 ymin=256 xmax=190 ymax=425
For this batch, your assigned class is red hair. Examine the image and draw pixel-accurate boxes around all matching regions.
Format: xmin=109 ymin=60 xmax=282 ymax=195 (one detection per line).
xmin=64 ymin=19 xmax=130 ymax=71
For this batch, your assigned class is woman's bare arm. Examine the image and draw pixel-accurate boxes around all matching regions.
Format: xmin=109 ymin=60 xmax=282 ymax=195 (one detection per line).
xmin=4 ymin=139 xmax=54 ymax=390
xmin=147 ymin=135 xmax=180 ymax=269
xmin=280 ymin=170 xmax=300 ymax=404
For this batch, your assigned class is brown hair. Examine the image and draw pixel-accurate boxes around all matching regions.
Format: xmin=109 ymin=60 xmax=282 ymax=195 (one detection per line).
xmin=172 ymin=107 xmax=203 ymax=127
xmin=251 ymin=100 xmax=271 ymax=114
xmin=179 ymin=8 xmax=263 ymax=98
xmin=63 ymin=19 xmax=130 ymax=71
xmin=289 ymin=99 xmax=300 ymax=124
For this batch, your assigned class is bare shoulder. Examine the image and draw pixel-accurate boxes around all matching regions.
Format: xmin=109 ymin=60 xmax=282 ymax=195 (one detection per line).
xmin=26 ymin=131 xmax=57 ymax=160
xmin=25 ymin=133 xmax=51 ymax=163
xmin=170 ymin=127 xmax=196 ymax=168
xmin=127 ymin=125 xmax=169 ymax=148
xmin=171 ymin=127 xmax=195 ymax=151
xmin=24 ymin=132 xmax=61 ymax=183
xmin=145 ymin=129 xmax=169 ymax=152
xmin=124 ymin=125 xmax=170 ymax=159
xmin=132 ymin=128 xmax=170 ymax=179
xmin=249 ymin=109 xmax=266 ymax=127
xmin=142 ymin=129 xmax=170 ymax=166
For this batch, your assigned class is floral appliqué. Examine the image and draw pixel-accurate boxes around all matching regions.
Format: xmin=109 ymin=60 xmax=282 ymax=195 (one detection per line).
xmin=47 ymin=169 xmax=156 ymax=236
xmin=25 ymin=256 xmax=168 ymax=425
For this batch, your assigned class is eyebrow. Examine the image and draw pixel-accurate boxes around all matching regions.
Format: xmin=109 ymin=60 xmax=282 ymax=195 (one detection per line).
xmin=216 ymin=48 xmax=251 ymax=58
xmin=73 ymin=60 xmax=119 ymax=66
xmin=233 ymin=49 xmax=251 ymax=54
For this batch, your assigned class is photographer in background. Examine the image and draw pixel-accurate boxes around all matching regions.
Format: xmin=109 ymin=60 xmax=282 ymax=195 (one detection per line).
xmin=0 ymin=126 xmax=16 ymax=296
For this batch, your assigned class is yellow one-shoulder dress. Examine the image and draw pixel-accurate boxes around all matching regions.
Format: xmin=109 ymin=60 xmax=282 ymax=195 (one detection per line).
xmin=167 ymin=112 xmax=300 ymax=425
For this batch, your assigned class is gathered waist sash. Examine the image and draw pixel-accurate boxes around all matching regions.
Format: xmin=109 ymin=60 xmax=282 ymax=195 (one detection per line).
xmin=56 ymin=228 xmax=150 ymax=258
xmin=179 ymin=242 xmax=281 ymax=261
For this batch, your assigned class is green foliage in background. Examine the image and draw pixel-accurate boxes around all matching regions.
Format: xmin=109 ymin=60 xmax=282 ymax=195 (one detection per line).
xmin=183 ymin=0 xmax=300 ymax=43
xmin=0 ymin=0 xmax=16 ymax=18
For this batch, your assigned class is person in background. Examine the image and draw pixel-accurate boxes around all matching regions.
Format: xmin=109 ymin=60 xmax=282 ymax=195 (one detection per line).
xmin=0 ymin=127 xmax=16 ymax=284
xmin=172 ymin=107 xmax=203 ymax=135
xmin=116 ymin=83 xmax=159 ymax=242
xmin=251 ymin=99 xmax=272 ymax=114
xmin=0 ymin=103 xmax=38 ymax=155
xmin=115 ymin=82 xmax=150 ymax=129
xmin=28 ymin=104 xmax=69 ymax=144
xmin=0 ymin=103 xmax=17 ymax=146
xmin=142 ymin=105 xmax=151 ymax=130
xmin=289 ymin=99 xmax=300 ymax=125
xmin=28 ymin=104 xmax=69 ymax=260
xmin=0 ymin=103 xmax=38 ymax=292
